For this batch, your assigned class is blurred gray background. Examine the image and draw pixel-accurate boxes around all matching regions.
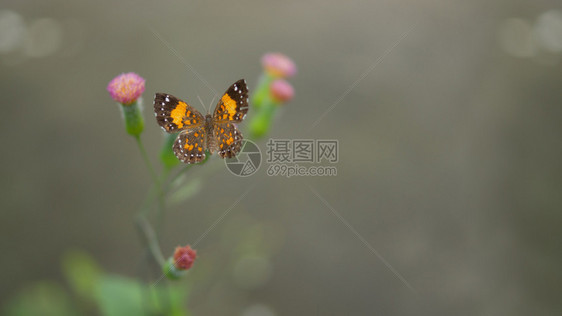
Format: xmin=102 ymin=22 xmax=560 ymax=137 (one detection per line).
xmin=1 ymin=0 xmax=561 ymax=315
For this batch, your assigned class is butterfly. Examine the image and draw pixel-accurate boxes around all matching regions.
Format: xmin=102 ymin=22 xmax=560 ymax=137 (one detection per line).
xmin=153 ymin=79 xmax=249 ymax=164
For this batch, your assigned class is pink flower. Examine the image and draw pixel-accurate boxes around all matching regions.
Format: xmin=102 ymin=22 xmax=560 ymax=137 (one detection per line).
xmin=107 ymin=72 xmax=145 ymax=105
xmin=270 ymin=79 xmax=294 ymax=103
xmin=173 ymin=245 xmax=197 ymax=270
xmin=261 ymin=53 xmax=297 ymax=78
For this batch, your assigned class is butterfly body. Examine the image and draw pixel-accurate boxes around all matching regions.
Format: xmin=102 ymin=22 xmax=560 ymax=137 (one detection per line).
xmin=154 ymin=79 xmax=249 ymax=164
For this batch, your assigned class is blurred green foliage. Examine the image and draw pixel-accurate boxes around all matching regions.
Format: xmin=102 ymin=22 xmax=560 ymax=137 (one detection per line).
xmin=4 ymin=250 xmax=191 ymax=316
xmin=3 ymin=281 xmax=78 ymax=316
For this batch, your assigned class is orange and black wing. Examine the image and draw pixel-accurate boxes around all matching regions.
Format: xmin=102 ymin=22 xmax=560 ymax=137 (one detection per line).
xmin=212 ymin=79 xmax=249 ymax=123
xmin=213 ymin=122 xmax=243 ymax=158
xmin=173 ymin=128 xmax=207 ymax=164
xmin=154 ymin=93 xmax=204 ymax=133
xmin=211 ymin=79 xmax=249 ymax=159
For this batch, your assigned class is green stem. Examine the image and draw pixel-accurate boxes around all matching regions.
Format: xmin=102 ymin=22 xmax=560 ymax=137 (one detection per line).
xmin=139 ymin=185 xmax=156 ymax=216
xmin=138 ymin=168 xmax=170 ymax=217
xmin=251 ymin=73 xmax=274 ymax=109
xmin=249 ymin=99 xmax=277 ymax=139
xmin=135 ymin=136 xmax=161 ymax=193
xmin=135 ymin=136 xmax=165 ymax=214
xmin=134 ymin=135 xmax=167 ymax=264
xmin=135 ymin=215 xmax=166 ymax=266
xmin=121 ymin=101 xmax=145 ymax=137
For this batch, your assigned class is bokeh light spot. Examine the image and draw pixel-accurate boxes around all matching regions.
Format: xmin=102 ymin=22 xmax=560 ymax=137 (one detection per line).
xmin=0 ymin=10 xmax=26 ymax=53
xmin=498 ymin=18 xmax=537 ymax=58
xmin=23 ymin=18 xmax=63 ymax=58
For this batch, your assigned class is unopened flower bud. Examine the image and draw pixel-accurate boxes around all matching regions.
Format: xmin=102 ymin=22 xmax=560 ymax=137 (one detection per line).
xmin=270 ymin=79 xmax=294 ymax=104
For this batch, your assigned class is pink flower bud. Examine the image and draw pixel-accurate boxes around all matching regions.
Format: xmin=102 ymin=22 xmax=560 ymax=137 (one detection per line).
xmin=261 ymin=53 xmax=297 ymax=78
xmin=173 ymin=245 xmax=197 ymax=270
xmin=270 ymin=79 xmax=294 ymax=103
xmin=107 ymin=72 xmax=146 ymax=105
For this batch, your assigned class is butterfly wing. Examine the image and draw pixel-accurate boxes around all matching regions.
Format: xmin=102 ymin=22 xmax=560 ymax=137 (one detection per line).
xmin=173 ymin=128 xmax=207 ymax=164
xmin=211 ymin=79 xmax=249 ymax=159
xmin=212 ymin=79 xmax=249 ymax=123
xmin=212 ymin=122 xmax=243 ymax=158
xmin=154 ymin=93 xmax=204 ymax=133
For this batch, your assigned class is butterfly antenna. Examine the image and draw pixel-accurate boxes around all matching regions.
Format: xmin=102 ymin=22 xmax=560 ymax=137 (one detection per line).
xmin=196 ymin=95 xmax=208 ymax=113
xmin=208 ymin=94 xmax=218 ymax=115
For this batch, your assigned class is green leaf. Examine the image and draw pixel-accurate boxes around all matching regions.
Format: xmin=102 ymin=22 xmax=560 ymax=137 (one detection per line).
xmin=169 ymin=178 xmax=202 ymax=206
xmin=94 ymin=275 xmax=190 ymax=316
xmin=160 ymin=132 xmax=180 ymax=169
xmin=164 ymin=284 xmax=191 ymax=316
xmin=3 ymin=281 xmax=78 ymax=316
xmin=95 ymin=275 xmax=146 ymax=316
xmin=61 ymin=249 xmax=103 ymax=302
